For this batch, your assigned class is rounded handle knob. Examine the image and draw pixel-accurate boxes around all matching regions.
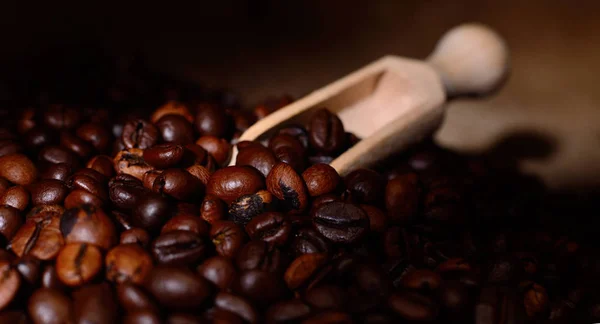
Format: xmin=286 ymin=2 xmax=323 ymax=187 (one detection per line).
xmin=427 ymin=23 xmax=510 ymax=97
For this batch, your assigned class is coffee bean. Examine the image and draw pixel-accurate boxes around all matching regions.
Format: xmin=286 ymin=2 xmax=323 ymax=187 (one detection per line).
xmin=388 ymin=291 xmax=438 ymax=321
xmin=359 ymin=205 xmax=387 ymax=233
xmin=0 ymin=260 xmax=20 ymax=310
xmin=253 ymin=95 xmax=292 ymax=119
xmin=210 ymin=308 xmax=245 ymax=324
xmin=522 ymin=282 xmax=549 ymax=318
xmin=343 ymin=169 xmax=384 ymax=206
xmin=143 ymin=170 xmax=162 ymax=190
xmin=197 ymin=256 xmax=237 ymax=290
xmin=310 ymin=194 xmax=341 ymax=216
xmin=152 ymin=230 xmax=206 ymax=266
xmin=86 ymin=155 xmax=115 ymax=178
xmin=114 ymin=148 xmax=153 ymax=181
xmin=25 ymin=204 xmax=64 ymax=223
xmin=201 ymin=195 xmax=226 ymax=224
xmin=161 ymin=214 xmax=209 ymax=236
xmin=307 ymin=109 xmax=345 ymax=154
xmin=167 ymin=313 xmax=205 ymax=324
xmin=43 ymin=105 xmax=81 ymax=130
xmin=109 ymin=175 xmax=147 ymax=211
xmin=14 ymin=254 xmax=42 ymax=285
xmin=312 ymin=202 xmax=369 ymax=244
xmin=72 ymin=283 xmax=118 ymax=324
xmin=0 ymin=178 xmax=10 ymax=197
xmin=41 ymin=264 xmax=65 ymax=290
xmin=132 ymin=194 xmax=171 ymax=233
xmin=236 ymin=240 xmax=287 ymax=274
xmin=24 ymin=127 xmax=57 ymax=152
xmin=437 ymin=281 xmax=470 ymax=319
xmin=60 ymin=205 xmax=117 ymax=250
xmin=152 ymin=101 xmax=194 ymax=124
xmin=267 ymin=163 xmax=308 ymax=214
xmin=153 ymin=168 xmax=203 ymax=201
xmin=105 ymin=243 xmax=153 ymax=284
xmin=400 ymin=269 xmax=442 ymax=291
xmin=229 ymin=190 xmax=273 ymax=226
xmin=29 ymin=179 xmax=68 ymax=207
xmin=196 ymin=136 xmax=232 ymax=166
xmin=0 ymin=206 xmax=22 ymax=241
xmin=302 ymin=164 xmax=340 ymax=197
xmin=236 ymin=269 xmax=285 ymax=305
xmin=60 ymin=131 xmax=93 ymax=158
xmin=38 ymin=146 xmax=80 ymax=170
xmin=76 ymin=123 xmax=112 ymax=152
xmin=0 ymin=140 xmax=23 ymax=157
xmin=116 ymin=282 xmax=159 ymax=314
xmin=385 ymin=173 xmax=420 ymax=224
xmin=41 ymin=163 xmax=73 ymax=182
xmin=120 ymin=228 xmax=151 ymax=248
xmin=269 ymin=134 xmax=306 ymax=172
xmin=156 ymin=115 xmax=195 ymax=145
xmin=143 ymin=143 xmax=185 ymax=169
xmin=284 ymin=253 xmax=327 ymax=290
xmin=195 ymin=103 xmax=232 ymax=138
xmin=145 ymin=266 xmax=212 ymax=310
xmin=55 ymin=243 xmax=102 ymax=286
xmin=245 ymin=212 xmax=291 ymax=246
xmin=28 ymin=288 xmax=73 ymax=324
xmin=235 ymin=143 xmax=278 ymax=178
xmin=277 ymin=125 xmax=309 ymax=149
xmin=210 ymin=221 xmax=246 ymax=258
xmin=304 ymin=285 xmax=347 ymax=310
xmin=0 ymin=185 xmax=30 ymax=211
xmin=208 ymin=166 xmax=266 ymax=204
xmin=10 ymin=216 xmax=64 ymax=260
xmin=0 ymin=154 xmax=37 ymax=185
xmin=474 ymin=286 xmax=527 ymax=324
xmin=266 ymin=299 xmax=312 ymax=323
xmin=124 ymin=310 xmax=162 ymax=324
xmin=291 ymin=228 xmax=331 ymax=256
xmin=122 ymin=119 xmax=159 ymax=149
xmin=302 ymin=311 xmax=352 ymax=324
xmin=215 ymin=292 xmax=259 ymax=324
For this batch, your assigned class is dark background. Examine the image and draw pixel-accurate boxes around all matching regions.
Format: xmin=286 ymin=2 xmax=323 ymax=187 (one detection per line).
xmin=2 ymin=0 xmax=600 ymax=189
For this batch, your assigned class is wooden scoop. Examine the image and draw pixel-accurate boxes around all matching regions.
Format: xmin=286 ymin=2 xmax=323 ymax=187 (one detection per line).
xmin=230 ymin=23 xmax=509 ymax=176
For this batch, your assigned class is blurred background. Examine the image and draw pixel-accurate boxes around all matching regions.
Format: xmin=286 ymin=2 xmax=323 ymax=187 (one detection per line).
xmin=2 ymin=0 xmax=599 ymax=189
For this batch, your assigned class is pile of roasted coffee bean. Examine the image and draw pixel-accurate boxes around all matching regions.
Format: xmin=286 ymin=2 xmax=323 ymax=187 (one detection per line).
xmin=0 ymin=59 xmax=598 ymax=324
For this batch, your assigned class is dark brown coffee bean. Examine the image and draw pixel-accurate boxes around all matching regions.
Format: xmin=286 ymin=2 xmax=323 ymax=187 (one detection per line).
xmin=210 ymin=309 xmax=245 ymax=324
xmin=385 ymin=173 xmax=420 ymax=224
xmin=116 ymin=282 xmax=159 ymax=314
xmin=76 ymin=122 xmax=112 ymax=152
xmin=0 ymin=206 xmax=21 ymax=242
xmin=41 ymin=264 xmax=65 ymax=290
xmin=167 ymin=313 xmax=205 ymax=324
xmin=310 ymin=194 xmax=341 ymax=216
xmin=253 ymin=95 xmax=293 ymax=120
xmin=25 ymin=204 xmax=64 ymax=223
xmin=38 ymin=146 xmax=80 ymax=170
xmin=269 ymin=134 xmax=306 ymax=172
xmin=0 ymin=177 xmax=10 ymax=197
xmin=388 ymin=291 xmax=438 ymax=321
xmin=475 ymin=286 xmax=526 ymax=324
xmin=0 ymin=140 xmax=23 ymax=157
xmin=302 ymin=311 xmax=352 ymax=324
xmin=151 ymin=101 xmax=194 ymax=124
xmin=291 ymin=228 xmax=331 ymax=256
xmin=29 ymin=179 xmax=68 ymax=206
xmin=67 ymin=174 xmax=107 ymax=202
xmin=124 ymin=310 xmax=162 ymax=324
xmin=132 ymin=194 xmax=171 ymax=233
xmin=236 ymin=240 xmax=287 ymax=274
xmin=153 ymin=168 xmax=203 ymax=201
xmin=266 ymin=299 xmax=312 ymax=323
xmin=14 ymin=254 xmax=41 ymax=285
xmin=229 ymin=190 xmax=273 ymax=225
xmin=196 ymin=136 xmax=232 ymax=166
xmin=55 ymin=243 xmax=102 ymax=286
xmin=228 ymin=110 xmax=256 ymax=134
xmin=312 ymin=202 xmax=369 ymax=244
xmin=305 ymin=285 xmax=347 ymax=310
xmin=152 ymin=230 xmax=206 ymax=266
xmin=344 ymin=169 xmax=385 ymax=206
xmin=245 ymin=212 xmax=291 ymax=246
xmin=120 ymin=228 xmax=151 ymax=248
xmin=267 ymin=163 xmax=308 ymax=214
xmin=359 ymin=205 xmax=387 ymax=233
xmin=201 ymin=195 xmax=226 ymax=224
xmin=64 ymin=189 xmax=104 ymax=209
xmin=161 ymin=214 xmax=209 ymax=237
xmin=181 ymin=143 xmax=214 ymax=169
xmin=277 ymin=125 xmax=310 ymax=149
xmin=210 ymin=221 xmax=246 ymax=258
xmin=156 ymin=114 xmax=195 ymax=144
xmin=236 ymin=269 xmax=285 ymax=305
xmin=122 ymin=119 xmax=159 ymax=149
xmin=105 ymin=243 xmax=152 ymax=285
xmin=114 ymin=148 xmax=153 ymax=181
xmin=43 ymin=105 xmax=80 ymax=129
xmin=0 ymin=260 xmax=20 ymax=310
xmin=0 ymin=185 xmax=29 ymax=211
xmin=302 ymin=164 xmax=340 ymax=197
xmin=28 ymin=288 xmax=73 ymax=324
xmin=522 ymin=282 xmax=548 ymax=318
xmin=401 ymin=269 xmax=442 ymax=291
xmin=41 ymin=163 xmax=73 ymax=182
xmin=284 ymin=253 xmax=327 ymax=290
xmin=143 ymin=170 xmax=162 ymax=190
xmin=109 ymin=176 xmax=147 ymax=211
xmin=60 ymin=205 xmax=116 ymax=250
xmin=195 ymin=103 xmax=232 ymax=138
xmin=145 ymin=266 xmax=212 ymax=311
xmin=60 ymin=131 xmax=93 ymax=158
xmin=197 ymin=256 xmax=237 ymax=290
xmin=86 ymin=155 xmax=115 ymax=178
xmin=143 ymin=143 xmax=185 ymax=169
xmin=10 ymin=216 xmax=64 ymax=260
xmin=207 ymin=166 xmax=265 ymax=204
xmin=0 ymin=154 xmax=37 ymax=185
xmin=308 ymin=109 xmax=345 ymax=154
xmin=24 ymin=127 xmax=57 ymax=152
xmin=72 ymin=283 xmax=118 ymax=324
xmin=215 ymin=292 xmax=259 ymax=324
xmin=235 ymin=143 xmax=278 ymax=178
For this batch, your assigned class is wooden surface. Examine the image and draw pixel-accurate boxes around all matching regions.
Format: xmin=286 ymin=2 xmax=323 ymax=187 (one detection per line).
xmin=3 ymin=1 xmax=600 ymax=189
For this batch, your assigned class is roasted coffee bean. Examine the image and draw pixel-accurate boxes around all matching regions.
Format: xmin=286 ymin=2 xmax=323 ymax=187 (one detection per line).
xmin=153 ymin=168 xmax=203 ymax=201
xmin=236 ymin=269 xmax=285 ymax=305
xmin=0 ymin=310 xmax=28 ymax=323
xmin=0 ymin=140 xmax=23 ymax=157
xmin=245 ymin=212 xmax=291 ymax=246
xmin=161 ymin=214 xmax=209 ymax=236
xmin=132 ymin=194 xmax=171 ymax=233
xmin=24 ymin=127 xmax=57 ymax=152
xmin=236 ymin=240 xmax=287 ymax=274
xmin=152 ymin=101 xmax=194 ymax=124
xmin=120 ymin=228 xmax=151 ymax=248
xmin=0 ymin=259 xmax=20 ymax=310
xmin=29 ymin=179 xmax=68 ymax=206
xmin=55 ymin=243 xmax=102 ymax=286
xmin=312 ymin=202 xmax=369 ymax=244
xmin=310 ymin=194 xmax=341 ymax=216
xmin=10 ymin=216 xmax=64 ymax=260
xmin=28 ymin=288 xmax=73 ymax=324
xmin=122 ymin=119 xmax=159 ymax=149
xmin=0 ymin=154 xmax=37 ymax=185
xmin=114 ymin=148 xmax=153 ymax=181
xmin=210 ymin=308 xmax=245 ymax=324
xmin=109 ymin=175 xmax=147 ymax=211
xmin=267 ymin=163 xmax=308 ymax=214
xmin=0 ymin=206 xmax=21 ymax=242
xmin=386 ymin=173 xmax=420 ymax=224
xmin=76 ymin=123 xmax=112 ymax=152
xmin=14 ymin=254 xmax=42 ymax=285
xmin=105 ymin=243 xmax=152 ymax=284
xmin=124 ymin=310 xmax=162 ymax=324
xmin=307 ymin=109 xmax=345 ymax=154
xmin=359 ymin=205 xmax=387 ymax=233
xmin=235 ymin=143 xmax=278 ymax=178
xmin=0 ymin=178 xmax=10 ymax=197
xmin=195 ymin=103 xmax=232 ymax=138
xmin=41 ymin=163 xmax=73 ymax=182
xmin=60 ymin=131 xmax=93 ymax=158
xmin=229 ymin=190 xmax=273 ymax=225
xmin=181 ymin=143 xmax=214 ymax=169
xmin=475 ymin=286 xmax=526 ymax=324
xmin=211 ymin=221 xmax=246 ymax=258
xmin=400 ymin=269 xmax=442 ymax=291
xmin=41 ymin=264 xmax=65 ymax=290
xmin=302 ymin=164 xmax=340 ymax=197
xmin=215 ymin=292 xmax=259 ymax=324
xmin=302 ymin=311 xmax=352 ymax=324
xmin=388 ymin=291 xmax=439 ymax=321
xmin=156 ymin=115 xmax=195 ymax=144
xmin=167 ymin=313 xmax=205 ymax=324
xmin=344 ymin=169 xmax=385 ymax=206
xmin=145 ymin=266 xmax=212 ymax=310
xmin=64 ymin=189 xmax=104 ymax=209
xmin=25 ymin=204 xmax=64 ymax=222
xmin=116 ymin=281 xmax=159 ymax=313
xmin=143 ymin=170 xmax=163 ymax=190
xmin=71 ymin=168 xmax=107 ymax=186
xmin=201 ymin=195 xmax=226 ymax=224
xmin=291 ymin=228 xmax=331 ymax=256
xmin=152 ymin=230 xmax=206 ymax=265
xmin=305 ymin=285 xmax=347 ymax=310
xmin=86 ymin=155 xmax=115 ymax=178
xmin=266 ymin=299 xmax=312 ymax=323
xmin=60 ymin=205 xmax=117 ymax=250
xmin=253 ymin=95 xmax=293 ymax=119
xmin=43 ymin=105 xmax=81 ymax=129
xmin=72 ymin=283 xmax=119 ymax=324
xmin=284 ymin=253 xmax=327 ymax=290
xmin=229 ymin=110 xmax=256 ymax=134
xmin=0 ymin=185 xmax=30 ymax=211
xmin=522 ymin=282 xmax=549 ymax=318
xmin=269 ymin=134 xmax=306 ymax=172
xmin=196 ymin=136 xmax=232 ymax=166
xmin=143 ymin=143 xmax=185 ymax=169
xmin=277 ymin=125 xmax=310 ymax=149
xmin=39 ymin=146 xmax=80 ymax=170
xmin=437 ymin=281 xmax=471 ymax=318
xmin=208 ymin=166 xmax=265 ymax=204
xmin=198 ymin=256 xmax=237 ymax=290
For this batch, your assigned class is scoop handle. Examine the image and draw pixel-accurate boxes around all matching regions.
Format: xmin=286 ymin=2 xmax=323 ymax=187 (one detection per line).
xmin=427 ymin=23 xmax=509 ymax=97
